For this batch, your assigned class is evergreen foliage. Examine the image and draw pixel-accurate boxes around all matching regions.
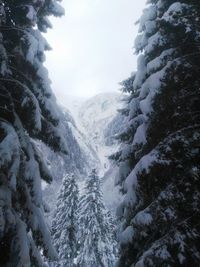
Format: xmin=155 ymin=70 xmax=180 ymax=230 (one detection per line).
xmin=114 ymin=1 xmax=200 ymax=266
xmin=77 ymin=169 xmax=117 ymax=267
xmin=52 ymin=174 xmax=79 ymax=267
xmin=0 ymin=1 xmax=66 ymax=266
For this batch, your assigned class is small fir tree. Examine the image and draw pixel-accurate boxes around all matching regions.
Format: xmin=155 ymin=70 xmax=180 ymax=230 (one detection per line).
xmin=77 ymin=169 xmax=117 ymax=267
xmin=52 ymin=174 xmax=79 ymax=267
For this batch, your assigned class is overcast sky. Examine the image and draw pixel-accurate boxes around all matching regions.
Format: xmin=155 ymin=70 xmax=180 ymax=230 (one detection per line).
xmin=45 ymin=0 xmax=146 ymax=99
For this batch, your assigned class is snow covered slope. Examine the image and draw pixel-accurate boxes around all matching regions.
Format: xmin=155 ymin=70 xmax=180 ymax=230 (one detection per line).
xmin=44 ymin=92 xmax=125 ymax=216
xmin=78 ymin=93 xmax=123 ymax=171
xmin=76 ymin=93 xmax=125 ymax=210
xmin=42 ymin=106 xmax=99 ymax=183
xmin=42 ymin=105 xmax=100 ymax=220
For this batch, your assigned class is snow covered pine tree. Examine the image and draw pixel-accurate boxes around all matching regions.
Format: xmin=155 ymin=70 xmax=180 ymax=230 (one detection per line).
xmin=114 ymin=1 xmax=200 ymax=267
xmin=52 ymin=174 xmax=79 ymax=267
xmin=0 ymin=1 xmax=66 ymax=266
xmin=77 ymin=169 xmax=117 ymax=267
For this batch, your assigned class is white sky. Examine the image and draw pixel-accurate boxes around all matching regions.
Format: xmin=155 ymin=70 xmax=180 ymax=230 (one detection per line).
xmin=45 ymin=0 xmax=146 ymax=99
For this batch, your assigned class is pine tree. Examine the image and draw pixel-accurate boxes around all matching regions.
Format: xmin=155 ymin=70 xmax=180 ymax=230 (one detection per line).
xmin=77 ymin=169 xmax=117 ymax=267
xmin=114 ymin=1 xmax=200 ymax=267
xmin=51 ymin=174 xmax=79 ymax=267
xmin=0 ymin=1 xmax=66 ymax=266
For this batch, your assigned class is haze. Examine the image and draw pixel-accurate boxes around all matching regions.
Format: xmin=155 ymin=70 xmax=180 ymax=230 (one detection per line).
xmin=45 ymin=0 xmax=147 ymax=99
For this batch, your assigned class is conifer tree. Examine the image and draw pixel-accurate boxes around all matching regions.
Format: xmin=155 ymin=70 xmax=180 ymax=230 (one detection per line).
xmin=51 ymin=174 xmax=79 ymax=267
xmin=77 ymin=169 xmax=117 ymax=267
xmin=114 ymin=1 xmax=200 ymax=266
xmin=0 ymin=1 xmax=66 ymax=266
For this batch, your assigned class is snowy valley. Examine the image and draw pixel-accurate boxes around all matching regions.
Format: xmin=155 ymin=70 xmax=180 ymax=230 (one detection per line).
xmin=43 ymin=92 xmax=125 ymax=218
xmin=1 ymin=1 xmax=200 ymax=266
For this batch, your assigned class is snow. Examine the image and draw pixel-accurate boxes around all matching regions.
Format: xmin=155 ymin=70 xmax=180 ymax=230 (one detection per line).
xmin=134 ymin=244 xmax=171 ymax=267
xmin=41 ymin=17 xmax=53 ymax=32
xmin=163 ymin=2 xmax=188 ymax=19
xmin=139 ymin=65 xmax=168 ymax=115
xmin=134 ymin=259 xmax=145 ymax=267
xmin=122 ymin=149 xmax=170 ymax=211
xmin=135 ymin=5 xmax=157 ymax=53
xmin=147 ymin=48 xmax=175 ymax=74
xmin=115 ymin=160 xmax=131 ymax=186
xmin=132 ymin=210 xmax=153 ymax=226
xmin=24 ymin=158 xmax=42 ymax=206
xmin=0 ymin=35 xmax=11 ymax=75
xmin=0 ymin=122 xmax=20 ymax=190
xmin=0 ymin=184 xmax=12 ymax=207
xmin=17 ymin=81 xmax=42 ymax=132
xmin=128 ymin=98 xmax=139 ymax=118
xmin=102 ymin=166 xmax=122 ymax=211
xmin=0 ymin=123 xmax=19 ymax=166
xmin=77 ymin=93 xmax=124 ymax=209
xmin=145 ymin=32 xmax=166 ymax=54
xmin=154 ymin=245 xmax=171 ymax=260
xmin=145 ymin=20 xmax=156 ymax=34
xmin=163 ymin=207 xmax=176 ymax=220
xmin=161 ymin=2 xmax=192 ymax=33
xmin=132 ymin=123 xmax=147 ymax=146
xmin=16 ymin=219 xmax=30 ymax=267
xmin=26 ymin=30 xmax=50 ymax=64
xmin=51 ymin=1 xmax=65 ymax=17
xmin=42 ymin=93 xmax=125 ymax=226
xmin=26 ymin=5 xmax=37 ymax=24
xmin=30 ymin=204 xmax=58 ymax=260
xmin=133 ymin=55 xmax=147 ymax=89
xmin=28 ymin=233 xmax=44 ymax=267
xmin=139 ymin=6 xmax=157 ymax=33
xmin=119 ymin=226 xmax=134 ymax=245
xmin=61 ymin=93 xmax=123 ymax=173
xmin=178 ymin=253 xmax=186 ymax=264
xmin=0 ymin=207 xmax=5 ymax=233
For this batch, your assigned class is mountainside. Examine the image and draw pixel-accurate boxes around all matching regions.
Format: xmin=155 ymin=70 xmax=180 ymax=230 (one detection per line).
xmin=78 ymin=93 xmax=124 ymax=172
xmin=79 ymin=93 xmax=121 ymax=145
xmin=42 ymin=105 xmax=99 ymax=220
xmin=43 ymin=92 xmax=125 ymax=217
xmin=77 ymin=93 xmax=125 ymax=210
